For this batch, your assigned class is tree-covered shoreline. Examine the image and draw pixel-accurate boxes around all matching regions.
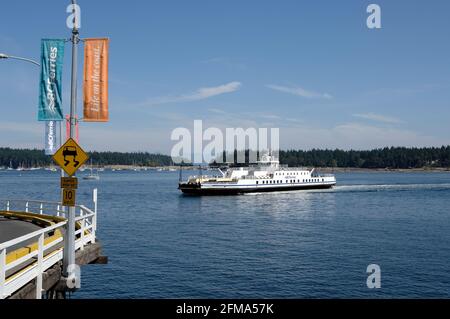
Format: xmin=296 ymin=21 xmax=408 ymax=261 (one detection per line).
xmin=0 ymin=148 xmax=173 ymax=168
xmin=216 ymin=146 xmax=450 ymax=169
xmin=1 ymin=146 xmax=450 ymax=169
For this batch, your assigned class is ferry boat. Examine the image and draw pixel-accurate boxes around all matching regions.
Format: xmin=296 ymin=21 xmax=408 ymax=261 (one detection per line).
xmin=178 ymin=154 xmax=336 ymax=195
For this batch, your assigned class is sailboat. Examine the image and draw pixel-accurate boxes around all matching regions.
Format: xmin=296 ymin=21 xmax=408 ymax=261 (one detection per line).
xmin=83 ymin=159 xmax=100 ymax=180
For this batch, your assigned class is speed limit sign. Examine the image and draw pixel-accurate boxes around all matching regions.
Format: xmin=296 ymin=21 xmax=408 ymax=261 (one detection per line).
xmin=62 ymin=188 xmax=76 ymax=207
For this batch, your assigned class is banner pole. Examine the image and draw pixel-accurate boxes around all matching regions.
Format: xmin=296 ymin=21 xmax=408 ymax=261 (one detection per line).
xmin=64 ymin=0 xmax=79 ymax=278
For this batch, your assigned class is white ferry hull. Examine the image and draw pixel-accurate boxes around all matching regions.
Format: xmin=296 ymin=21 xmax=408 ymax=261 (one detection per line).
xmin=179 ymin=181 xmax=336 ymax=195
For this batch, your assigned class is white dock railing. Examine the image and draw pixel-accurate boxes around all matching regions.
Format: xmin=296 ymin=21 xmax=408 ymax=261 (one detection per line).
xmin=0 ymin=189 xmax=98 ymax=299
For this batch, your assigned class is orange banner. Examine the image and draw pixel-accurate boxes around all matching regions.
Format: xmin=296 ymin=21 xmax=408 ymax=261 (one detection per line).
xmin=83 ymin=38 xmax=109 ymax=122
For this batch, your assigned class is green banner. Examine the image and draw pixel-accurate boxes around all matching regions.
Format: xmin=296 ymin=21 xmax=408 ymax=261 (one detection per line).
xmin=38 ymin=39 xmax=65 ymax=121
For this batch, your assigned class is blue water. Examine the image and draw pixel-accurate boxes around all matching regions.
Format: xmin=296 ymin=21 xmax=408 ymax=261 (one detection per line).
xmin=1 ymin=170 xmax=450 ymax=298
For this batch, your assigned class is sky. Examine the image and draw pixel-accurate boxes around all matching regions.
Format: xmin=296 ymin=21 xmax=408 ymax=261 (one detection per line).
xmin=0 ymin=0 xmax=449 ymax=154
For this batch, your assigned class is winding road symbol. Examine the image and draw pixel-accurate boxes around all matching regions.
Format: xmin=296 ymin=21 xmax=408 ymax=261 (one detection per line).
xmin=62 ymin=146 xmax=80 ymax=167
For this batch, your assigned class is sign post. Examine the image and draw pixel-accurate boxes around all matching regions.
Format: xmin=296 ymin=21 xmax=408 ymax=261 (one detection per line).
xmin=52 ymin=136 xmax=87 ymax=280
xmin=65 ymin=0 xmax=80 ymax=280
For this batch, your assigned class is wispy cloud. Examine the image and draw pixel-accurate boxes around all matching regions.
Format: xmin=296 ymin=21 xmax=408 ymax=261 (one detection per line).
xmin=202 ymin=57 xmax=247 ymax=69
xmin=280 ymin=123 xmax=445 ymax=151
xmin=266 ymin=84 xmax=332 ymax=99
xmin=208 ymin=108 xmax=228 ymax=115
xmin=142 ymin=81 xmax=242 ymax=106
xmin=352 ymin=112 xmax=403 ymax=124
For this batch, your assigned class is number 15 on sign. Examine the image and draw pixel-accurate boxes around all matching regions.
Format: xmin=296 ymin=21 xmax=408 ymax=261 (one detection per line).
xmin=62 ymin=188 xmax=76 ymax=207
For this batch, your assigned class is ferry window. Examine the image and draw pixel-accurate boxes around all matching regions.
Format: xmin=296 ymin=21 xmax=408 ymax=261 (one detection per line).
xmin=256 ymin=181 xmax=258 ymax=185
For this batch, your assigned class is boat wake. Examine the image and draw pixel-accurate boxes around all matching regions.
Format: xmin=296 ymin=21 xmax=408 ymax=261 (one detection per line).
xmin=333 ymin=183 xmax=450 ymax=193
xmin=243 ymin=183 xmax=450 ymax=196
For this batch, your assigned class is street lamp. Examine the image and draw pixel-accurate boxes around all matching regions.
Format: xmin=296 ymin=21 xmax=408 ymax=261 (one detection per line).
xmin=0 ymin=53 xmax=40 ymax=67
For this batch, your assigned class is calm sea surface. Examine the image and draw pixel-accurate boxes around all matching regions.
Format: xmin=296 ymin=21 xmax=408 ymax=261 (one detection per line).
xmin=1 ymin=169 xmax=449 ymax=298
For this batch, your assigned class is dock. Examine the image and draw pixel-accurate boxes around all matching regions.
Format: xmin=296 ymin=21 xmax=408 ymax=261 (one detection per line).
xmin=0 ymin=190 xmax=107 ymax=299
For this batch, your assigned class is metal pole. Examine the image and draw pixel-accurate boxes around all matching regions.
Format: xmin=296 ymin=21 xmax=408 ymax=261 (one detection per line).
xmin=0 ymin=53 xmax=40 ymax=67
xmin=59 ymin=121 xmax=66 ymax=219
xmin=64 ymin=0 xmax=79 ymax=277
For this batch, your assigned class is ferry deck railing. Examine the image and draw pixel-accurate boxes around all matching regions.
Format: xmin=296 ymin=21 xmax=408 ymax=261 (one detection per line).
xmin=0 ymin=189 xmax=98 ymax=299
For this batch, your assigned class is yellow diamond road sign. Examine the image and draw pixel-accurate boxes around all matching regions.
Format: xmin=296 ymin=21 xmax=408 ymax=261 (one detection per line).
xmin=52 ymin=138 xmax=89 ymax=177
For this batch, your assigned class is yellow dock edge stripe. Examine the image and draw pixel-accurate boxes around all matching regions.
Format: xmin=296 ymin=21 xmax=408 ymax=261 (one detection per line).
xmin=0 ymin=211 xmax=65 ymax=266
